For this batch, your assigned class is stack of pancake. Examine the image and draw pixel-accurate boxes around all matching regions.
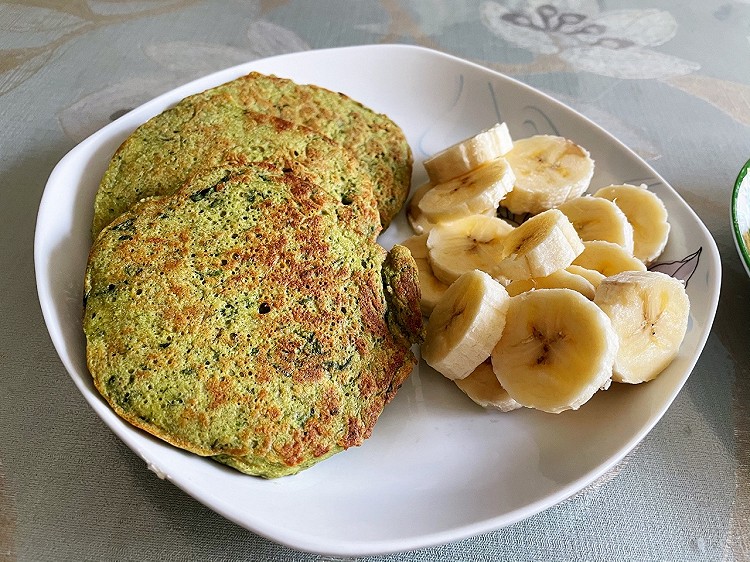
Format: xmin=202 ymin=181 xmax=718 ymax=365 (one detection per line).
xmin=83 ymin=72 xmax=422 ymax=478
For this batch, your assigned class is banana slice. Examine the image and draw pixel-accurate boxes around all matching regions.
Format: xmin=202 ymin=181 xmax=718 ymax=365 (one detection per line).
xmin=594 ymin=271 xmax=689 ymax=384
xmin=427 ymin=215 xmax=515 ymax=284
xmin=566 ymin=264 xmax=606 ymax=289
xmin=401 ymin=234 xmax=449 ymax=317
xmin=422 ymin=270 xmax=511 ymax=380
xmin=455 ymin=360 xmax=522 ymax=411
xmin=502 ymin=135 xmax=595 ymax=214
xmin=505 ymin=268 xmax=595 ymax=299
xmin=418 ymin=157 xmax=515 ymax=222
xmin=495 ymin=208 xmax=584 ymax=281
xmin=424 ymin=123 xmax=514 ymax=184
xmin=572 ymin=240 xmax=646 ymax=277
xmin=491 ymin=288 xmax=618 ymax=413
xmin=407 ymin=181 xmax=495 ymax=235
xmin=556 ymin=196 xmax=634 ymax=253
xmin=401 ymin=233 xmax=429 ymax=260
xmin=406 ymin=182 xmax=435 ymax=235
xmin=593 ymin=184 xmax=670 ymax=264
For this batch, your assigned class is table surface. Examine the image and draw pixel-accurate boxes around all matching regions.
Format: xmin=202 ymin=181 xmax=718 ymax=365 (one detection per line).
xmin=2 ymin=1 xmax=749 ymax=561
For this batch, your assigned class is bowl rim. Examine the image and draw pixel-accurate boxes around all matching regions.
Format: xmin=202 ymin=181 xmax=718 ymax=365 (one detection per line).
xmin=731 ymin=158 xmax=750 ymax=273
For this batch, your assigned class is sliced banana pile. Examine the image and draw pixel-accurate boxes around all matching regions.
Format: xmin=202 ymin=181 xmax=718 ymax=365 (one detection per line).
xmin=404 ymin=123 xmax=690 ymax=414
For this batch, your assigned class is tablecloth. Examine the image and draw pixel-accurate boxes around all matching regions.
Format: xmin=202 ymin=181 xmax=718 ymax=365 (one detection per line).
xmin=2 ymin=1 xmax=749 ymax=560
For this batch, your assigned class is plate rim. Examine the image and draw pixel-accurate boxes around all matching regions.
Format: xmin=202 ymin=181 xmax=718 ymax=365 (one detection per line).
xmin=34 ymin=43 xmax=723 ymax=557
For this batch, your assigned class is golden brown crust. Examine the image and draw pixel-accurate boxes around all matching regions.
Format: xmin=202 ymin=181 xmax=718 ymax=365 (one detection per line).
xmin=92 ymin=102 xmax=381 ymax=239
xmin=200 ymin=72 xmax=413 ymax=227
xmin=84 ymin=164 xmax=421 ymax=477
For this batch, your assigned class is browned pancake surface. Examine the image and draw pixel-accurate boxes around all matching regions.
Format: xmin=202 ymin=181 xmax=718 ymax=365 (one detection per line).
xmin=84 ymin=164 xmax=422 ymax=477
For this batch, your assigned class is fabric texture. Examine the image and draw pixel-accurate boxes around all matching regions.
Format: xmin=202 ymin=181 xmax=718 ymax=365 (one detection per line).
xmin=1 ymin=1 xmax=748 ymax=560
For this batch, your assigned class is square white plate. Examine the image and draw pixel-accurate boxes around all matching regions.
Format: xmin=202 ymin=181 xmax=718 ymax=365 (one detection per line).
xmin=35 ymin=44 xmax=721 ymax=557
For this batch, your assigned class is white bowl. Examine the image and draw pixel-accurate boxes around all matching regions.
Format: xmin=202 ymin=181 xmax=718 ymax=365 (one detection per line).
xmin=731 ymin=158 xmax=750 ymax=277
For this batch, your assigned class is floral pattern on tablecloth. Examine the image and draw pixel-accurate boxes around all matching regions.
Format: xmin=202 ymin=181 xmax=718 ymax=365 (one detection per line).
xmin=4 ymin=1 xmax=749 ymax=142
xmin=480 ymin=0 xmax=700 ymax=79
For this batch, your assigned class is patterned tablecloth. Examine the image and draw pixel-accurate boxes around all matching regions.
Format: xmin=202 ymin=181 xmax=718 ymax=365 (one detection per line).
xmin=2 ymin=1 xmax=749 ymax=560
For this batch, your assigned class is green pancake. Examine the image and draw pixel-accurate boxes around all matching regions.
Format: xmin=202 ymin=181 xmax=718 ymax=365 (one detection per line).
xmin=201 ymin=72 xmax=412 ymax=227
xmin=91 ymin=72 xmax=412 ymax=235
xmin=92 ymin=104 xmax=380 ymax=239
xmin=84 ymin=164 xmax=422 ymax=478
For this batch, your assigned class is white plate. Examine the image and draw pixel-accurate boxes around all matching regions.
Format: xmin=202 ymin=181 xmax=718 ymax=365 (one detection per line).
xmin=35 ymin=44 xmax=721 ymax=557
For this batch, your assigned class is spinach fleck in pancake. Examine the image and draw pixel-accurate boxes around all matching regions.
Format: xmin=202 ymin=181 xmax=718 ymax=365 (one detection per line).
xmin=200 ymin=72 xmax=412 ymax=227
xmin=83 ymin=164 xmax=422 ymax=478
xmin=92 ymin=103 xmax=380 ymax=238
